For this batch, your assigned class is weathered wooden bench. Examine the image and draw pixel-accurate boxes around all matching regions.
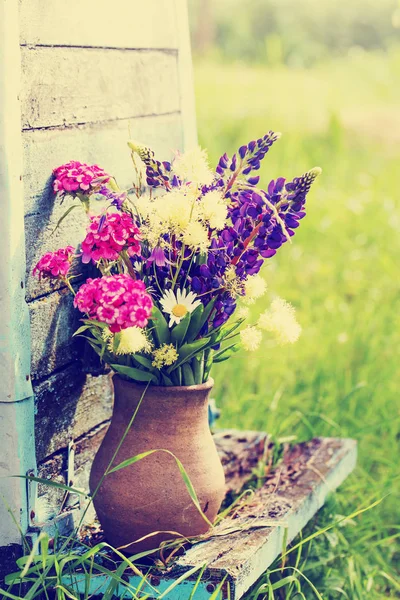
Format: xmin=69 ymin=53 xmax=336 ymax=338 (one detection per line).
xmin=62 ymin=430 xmax=357 ymax=599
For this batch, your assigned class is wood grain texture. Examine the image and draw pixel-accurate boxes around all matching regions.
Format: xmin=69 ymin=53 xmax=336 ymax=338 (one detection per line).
xmin=21 ymin=47 xmax=179 ymax=130
xmin=25 ymin=201 xmax=87 ymax=301
xmin=29 ymin=289 xmax=78 ymax=379
xmin=19 ymin=0 xmax=179 ymax=49
xmin=36 ymin=423 xmax=109 ymax=520
xmin=23 ymin=113 xmax=183 ymax=215
xmin=174 ymin=437 xmax=358 ymax=600
xmin=53 ymin=433 xmax=357 ymax=600
xmin=34 ymin=366 xmax=113 ymax=462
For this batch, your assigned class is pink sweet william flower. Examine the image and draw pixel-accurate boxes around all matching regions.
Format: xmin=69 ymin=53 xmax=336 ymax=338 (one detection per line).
xmin=81 ymin=212 xmax=142 ymax=264
xmin=33 ymin=246 xmax=75 ymax=280
xmin=53 ymin=161 xmax=111 ymax=195
xmin=74 ymin=274 xmax=153 ymax=332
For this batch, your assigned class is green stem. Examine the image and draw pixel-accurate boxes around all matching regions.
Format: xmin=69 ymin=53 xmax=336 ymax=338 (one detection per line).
xmin=224 ymin=157 xmax=243 ymax=195
xmin=121 ymin=250 xmax=137 ymax=279
xmin=182 ymin=252 xmax=195 ymax=289
xmin=153 ymin=261 xmax=163 ymax=295
xmin=171 ymin=244 xmax=186 ymax=290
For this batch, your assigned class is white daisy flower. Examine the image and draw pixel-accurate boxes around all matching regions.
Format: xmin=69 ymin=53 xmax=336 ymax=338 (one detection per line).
xmin=159 ymin=288 xmax=201 ymax=327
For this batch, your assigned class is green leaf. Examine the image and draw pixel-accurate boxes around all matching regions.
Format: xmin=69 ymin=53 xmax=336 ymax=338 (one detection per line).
xmin=111 ymin=364 xmax=158 ymax=384
xmin=192 ymin=354 xmax=204 ymax=384
xmin=171 ymin=312 xmax=191 ymax=346
xmin=199 ymin=297 xmax=217 ymax=330
xmin=219 ymin=318 xmax=244 ymax=341
xmin=72 ymin=324 xmax=92 ymax=337
xmin=9 ymin=476 xmax=88 ymax=497
xmin=203 ymin=349 xmax=214 ymax=382
xmin=213 ymin=343 xmax=240 ymax=363
xmin=81 ymin=319 xmax=109 ymax=329
xmin=161 ymin=373 xmax=174 ymax=386
xmin=131 ymin=354 xmax=154 ymax=370
xmin=182 ymin=363 xmax=195 ymax=386
xmin=150 ymin=306 xmax=170 ymax=345
xmin=171 ymin=367 xmax=182 ymax=386
xmin=169 ymin=337 xmax=211 ymax=372
xmin=185 ymin=304 xmax=204 ymax=343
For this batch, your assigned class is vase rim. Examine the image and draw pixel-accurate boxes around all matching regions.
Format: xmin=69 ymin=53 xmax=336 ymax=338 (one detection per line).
xmin=112 ymin=374 xmax=214 ymax=394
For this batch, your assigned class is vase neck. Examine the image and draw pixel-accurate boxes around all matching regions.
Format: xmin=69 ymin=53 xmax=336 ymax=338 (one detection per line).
xmin=111 ymin=376 xmax=213 ymax=431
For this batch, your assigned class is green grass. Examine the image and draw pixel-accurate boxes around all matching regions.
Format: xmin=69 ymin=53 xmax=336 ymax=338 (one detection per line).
xmin=194 ymin=48 xmax=400 ymax=598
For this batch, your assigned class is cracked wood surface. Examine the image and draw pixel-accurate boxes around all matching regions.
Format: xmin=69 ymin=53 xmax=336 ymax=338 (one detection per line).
xmin=171 ymin=436 xmax=357 ymax=599
xmin=61 ymin=432 xmax=357 ymax=600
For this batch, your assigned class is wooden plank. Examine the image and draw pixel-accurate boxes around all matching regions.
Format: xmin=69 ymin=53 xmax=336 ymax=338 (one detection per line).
xmin=23 ymin=113 xmax=183 ymax=216
xmin=29 ymin=289 xmax=78 ymax=379
xmin=25 ymin=200 xmax=87 ymax=301
xmin=21 ymin=47 xmax=180 ymax=130
xmin=214 ymin=429 xmax=269 ymax=496
xmin=175 ymin=0 xmax=198 ymax=149
xmin=34 ymin=366 xmax=113 ymax=462
xmin=57 ymin=434 xmax=357 ymax=600
xmin=19 ymin=0 xmax=179 ymax=50
xmin=37 ymin=423 xmax=109 ymax=519
xmin=173 ymin=437 xmax=358 ymax=599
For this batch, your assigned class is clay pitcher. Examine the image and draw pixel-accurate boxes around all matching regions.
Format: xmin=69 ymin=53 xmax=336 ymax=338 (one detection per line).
xmin=89 ymin=376 xmax=225 ymax=553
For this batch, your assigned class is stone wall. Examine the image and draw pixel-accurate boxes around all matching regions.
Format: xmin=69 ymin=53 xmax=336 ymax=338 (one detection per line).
xmin=0 ymin=0 xmax=196 ymax=557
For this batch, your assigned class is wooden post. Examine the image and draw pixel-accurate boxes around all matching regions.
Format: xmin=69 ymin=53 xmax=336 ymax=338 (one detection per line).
xmin=0 ymin=0 xmax=37 ymax=564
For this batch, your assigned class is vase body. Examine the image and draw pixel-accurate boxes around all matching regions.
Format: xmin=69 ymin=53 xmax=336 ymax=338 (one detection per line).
xmin=89 ymin=376 xmax=225 ymax=553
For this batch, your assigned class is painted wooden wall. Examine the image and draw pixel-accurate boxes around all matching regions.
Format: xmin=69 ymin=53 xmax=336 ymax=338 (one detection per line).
xmin=0 ymin=0 xmax=196 ymax=565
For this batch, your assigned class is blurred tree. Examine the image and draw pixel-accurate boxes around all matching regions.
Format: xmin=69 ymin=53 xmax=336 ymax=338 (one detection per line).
xmin=188 ymin=0 xmax=399 ymax=66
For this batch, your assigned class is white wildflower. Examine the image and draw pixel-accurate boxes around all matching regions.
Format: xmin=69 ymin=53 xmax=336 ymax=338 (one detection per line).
xmin=198 ymin=190 xmax=228 ymax=230
xmin=223 ymin=265 xmax=245 ymax=297
xmin=237 ymin=306 xmax=250 ymax=320
xmin=258 ymin=297 xmax=301 ymax=345
xmin=173 ymin=147 xmax=214 ymax=186
xmin=160 ymin=288 xmax=201 ymax=327
xmin=240 ymin=326 xmax=262 ymax=351
xmin=133 ymin=194 xmax=155 ymax=221
xmin=182 ymin=221 xmax=210 ymax=252
xmin=156 ymin=190 xmax=193 ymax=230
xmin=114 ymin=327 xmax=152 ymax=355
xmin=243 ymin=275 xmax=267 ymax=304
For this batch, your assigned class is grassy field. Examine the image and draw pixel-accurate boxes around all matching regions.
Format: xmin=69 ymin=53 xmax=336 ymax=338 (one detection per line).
xmin=194 ymin=49 xmax=400 ymax=598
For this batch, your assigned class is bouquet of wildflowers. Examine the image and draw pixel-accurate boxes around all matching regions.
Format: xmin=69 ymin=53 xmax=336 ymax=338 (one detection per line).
xmin=33 ymin=133 xmax=320 ymax=386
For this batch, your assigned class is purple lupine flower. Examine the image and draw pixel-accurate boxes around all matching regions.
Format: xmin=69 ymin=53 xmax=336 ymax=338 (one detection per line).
xmin=98 ymin=185 xmax=126 ymax=210
xmin=214 ymin=131 xmax=281 ymax=190
xmin=188 ymin=166 xmax=320 ymax=328
xmin=128 ymin=142 xmax=172 ymax=190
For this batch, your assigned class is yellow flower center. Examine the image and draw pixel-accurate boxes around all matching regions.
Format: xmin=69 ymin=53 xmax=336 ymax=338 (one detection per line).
xmin=172 ymin=303 xmax=188 ymax=318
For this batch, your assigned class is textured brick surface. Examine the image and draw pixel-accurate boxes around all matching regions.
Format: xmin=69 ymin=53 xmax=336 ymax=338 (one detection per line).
xmin=19 ymin=0 xmax=179 ymax=49
xmin=21 ymin=47 xmax=180 ymax=130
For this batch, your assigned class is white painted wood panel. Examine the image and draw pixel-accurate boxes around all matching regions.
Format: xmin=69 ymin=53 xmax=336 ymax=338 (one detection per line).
xmin=21 ymin=47 xmax=180 ymax=130
xmin=19 ymin=0 xmax=179 ymax=50
xmin=23 ymin=113 xmax=183 ymax=215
